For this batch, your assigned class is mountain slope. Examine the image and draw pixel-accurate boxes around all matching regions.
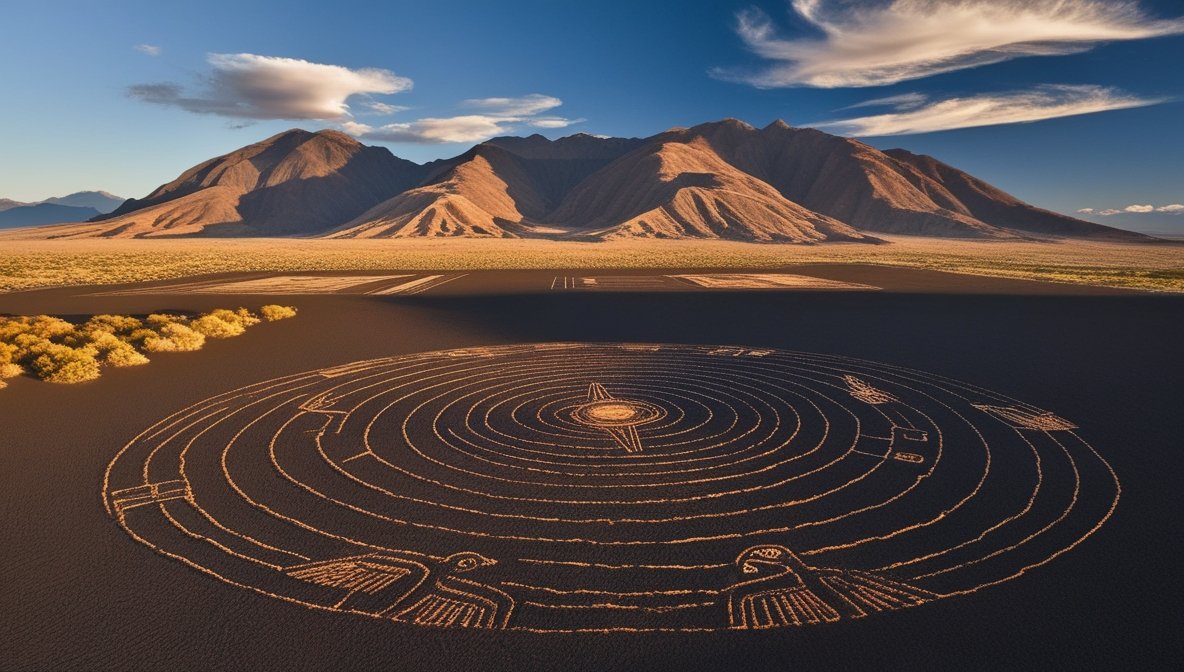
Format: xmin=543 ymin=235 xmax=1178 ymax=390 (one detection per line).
xmin=680 ymin=120 xmax=1011 ymax=238
xmin=0 ymin=203 xmax=100 ymax=229
xmin=550 ymin=136 xmax=874 ymax=242
xmin=330 ymin=145 xmax=548 ymax=238
xmin=42 ymin=130 xmax=424 ymax=238
xmin=882 ymin=149 xmax=1145 ymax=240
xmin=681 ymin=119 xmax=1153 ymax=241
xmin=334 ymin=134 xmax=644 ymax=238
xmin=483 ymin=133 xmax=645 ymax=210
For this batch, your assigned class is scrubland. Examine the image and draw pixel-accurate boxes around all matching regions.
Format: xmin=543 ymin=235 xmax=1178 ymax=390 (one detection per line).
xmin=0 ymin=305 xmax=296 ymax=387
xmin=0 ymin=237 xmax=1180 ymax=293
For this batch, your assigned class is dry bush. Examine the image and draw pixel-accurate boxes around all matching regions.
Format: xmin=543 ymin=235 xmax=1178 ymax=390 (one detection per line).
xmin=29 ymin=342 xmax=101 ymax=383
xmin=230 ymin=307 xmax=261 ymax=326
xmin=260 ymin=304 xmax=298 ymax=321
xmin=0 ymin=341 xmax=17 ymax=366
xmin=98 ymin=337 xmax=150 ymax=367
xmin=124 ymin=328 xmax=159 ymax=347
xmin=0 ymin=315 xmax=74 ymax=342
xmin=0 ymin=304 xmax=283 ymax=388
xmin=83 ymin=314 xmax=143 ymax=336
xmin=142 ymin=322 xmax=206 ymax=352
xmin=146 ymin=313 xmax=182 ymax=328
xmin=190 ymin=314 xmax=245 ymax=339
xmin=189 ymin=308 xmax=258 ymax=339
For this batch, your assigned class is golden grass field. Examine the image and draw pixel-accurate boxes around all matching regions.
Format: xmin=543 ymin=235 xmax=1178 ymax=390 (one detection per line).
xmin=1 ymin=236 xmax=1181 ymax=293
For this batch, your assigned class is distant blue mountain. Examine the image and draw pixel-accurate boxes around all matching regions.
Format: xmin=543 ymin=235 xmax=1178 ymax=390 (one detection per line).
xmin=42 ymin=190 xmax=125 ymax=213
xmin=0 ymin=202 xmax=101 ymax=228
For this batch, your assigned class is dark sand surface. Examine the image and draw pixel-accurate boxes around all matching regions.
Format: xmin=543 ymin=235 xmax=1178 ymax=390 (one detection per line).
xmin=1 ymin=266 xmax=1181 ymax=671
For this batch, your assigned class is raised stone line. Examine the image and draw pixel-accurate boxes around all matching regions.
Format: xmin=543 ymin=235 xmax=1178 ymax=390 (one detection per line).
xmin=110 ymin=480 xmax=189 ymax=512
xmin=369 ymin=275 xmax=445 ymax=295
xmin=972 ymin=405 xmax=1078 ymax=431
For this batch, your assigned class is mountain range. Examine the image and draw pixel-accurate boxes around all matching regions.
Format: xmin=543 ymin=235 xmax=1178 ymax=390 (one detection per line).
xmin=13 ymin=120 xmax=1154 ymax=242
xmin=0 ymin=191 xmax=125 ymax=229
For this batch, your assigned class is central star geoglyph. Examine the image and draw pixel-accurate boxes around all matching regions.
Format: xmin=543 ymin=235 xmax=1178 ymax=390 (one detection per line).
xmin=571 ymin=383 xmax=662 ymax=453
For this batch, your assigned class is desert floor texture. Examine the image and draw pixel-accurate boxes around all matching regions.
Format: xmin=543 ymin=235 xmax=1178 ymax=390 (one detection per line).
xmin=1 ymin=264 xmax=1181 ymax=671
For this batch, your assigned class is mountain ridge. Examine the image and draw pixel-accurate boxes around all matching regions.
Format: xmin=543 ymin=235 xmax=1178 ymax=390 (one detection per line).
xmin=8 ymin=121 xmax=1158 ymax=242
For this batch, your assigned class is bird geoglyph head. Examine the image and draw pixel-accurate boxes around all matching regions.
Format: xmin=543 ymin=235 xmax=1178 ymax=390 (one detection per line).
xmin=446 ymin=552 xmax=497 ymax=573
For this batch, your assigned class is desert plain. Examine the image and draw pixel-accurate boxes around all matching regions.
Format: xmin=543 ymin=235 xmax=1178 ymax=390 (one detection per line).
xmin=1 ymin=243 xmax=1181 ymax=671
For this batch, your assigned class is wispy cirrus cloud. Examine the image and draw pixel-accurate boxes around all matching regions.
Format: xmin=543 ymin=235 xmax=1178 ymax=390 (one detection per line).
xmin=717 ymin=0 xmax=1184 ymax=88
xmin=344 ymin=116 xmax=513 ymax=144
xmin=814 ymin=85 xmax=1165 ymax=136
xmin=462 ymin=94 xmax=562 ymax=117
xmin=129 ymin=53 xmax=412 ymax=120
xmin=134 ymin=44 xmax=161 ymax=57
xmin=840 ymin=92 xmax=928 ymax=111
xmin=345 ymin=94 xmax=583 ymax=144
xmin=360 ymin=101 xmax=410 ymax=116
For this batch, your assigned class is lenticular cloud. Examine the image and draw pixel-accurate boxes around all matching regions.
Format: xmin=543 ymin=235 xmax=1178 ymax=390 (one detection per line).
xmin=130 ymin=53 xmax=412 ymax=120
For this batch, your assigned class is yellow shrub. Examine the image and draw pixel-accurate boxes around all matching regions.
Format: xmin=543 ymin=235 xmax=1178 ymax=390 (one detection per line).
xmin=190 ymin=314 xmax=247 ymax=339
xmin=84 ymin=332 xmax=150 ymax=366
xmin=83 ymin=314 xmax=143 ymax=336
xmin=227 ymin=307 xmax=261 ymax=327
xmin=125 ymin=328 xmax=158 ymax=346
xmin=9 ymin=334 xmax=57 ymax=362
xmin=0 ymin=320 xmax=25 ymax=342
xmin=29 ymin=343 xmax=101 ymax=383
xmin=260 ymin=304 xmax=298 ymax=321
xmin=23 ymin=316 xmax=76 ymax=340
xmin=146 ymin=313 xmax=186 ymax=327
xmin=1 ymin=316 xmax=74 ymax=342
xmin=142 ymin=322 xmax=206 ymax=352
xmin=104 ymin=343 xmax=150 ymax=367
xmin=0 ymin=305 xmax=287 ymax=389
xmin=0 ymin=341 xmax=16 ymax=365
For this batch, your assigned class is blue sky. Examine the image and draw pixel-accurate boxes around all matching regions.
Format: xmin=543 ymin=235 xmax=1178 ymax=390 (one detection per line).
xmin=1 ymin=0 xmax=1181 ymax=232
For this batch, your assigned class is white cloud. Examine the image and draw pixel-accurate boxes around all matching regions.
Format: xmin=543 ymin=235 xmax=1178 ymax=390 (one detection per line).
xmin=526 ymin=116 xmax=585 ymax=129
xmin=814 ymin=85 xmax=1163 ymax=136
xmin=361 ymin=101 xmax=410 ymax=115
xmin=339 ymin=121 xmax=374 ymax=136
xmin=134 ymin=44 xmax=161 ymax=57
xmin=129 ymin=53 xmax=412 ymax=120
xmin=1079 ymin=203 xmax=1184 ymax=215
xmin=344 ymin=94 xmax=581 ymax=144
xmin=462 ymin=94 xmax=562 ymax=117
xmin=720 ymin=0 xmax=1184 ymax=88
xmin=347 ymin=116 xmax=513 ymax=144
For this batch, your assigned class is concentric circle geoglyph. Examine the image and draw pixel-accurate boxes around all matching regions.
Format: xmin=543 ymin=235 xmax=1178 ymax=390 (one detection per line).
xmin=103 ymin=343 xmax=1119 ymax=632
